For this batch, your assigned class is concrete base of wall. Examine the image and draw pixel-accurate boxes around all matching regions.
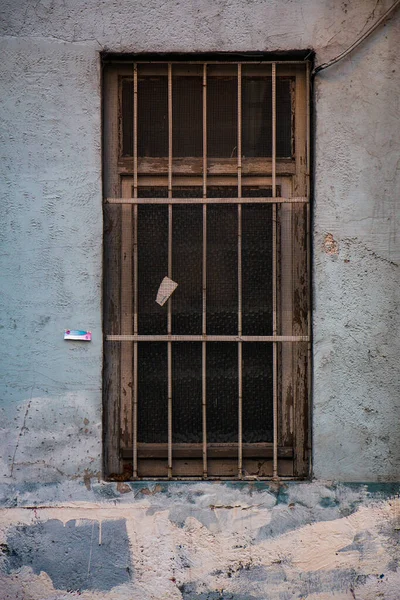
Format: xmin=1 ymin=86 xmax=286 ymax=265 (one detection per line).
xmin=1 ymin=481 xmax=399 ymax=599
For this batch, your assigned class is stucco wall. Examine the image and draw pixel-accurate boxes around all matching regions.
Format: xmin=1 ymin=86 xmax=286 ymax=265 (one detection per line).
xmin=1 ymin=0 xmax=399 ymax=598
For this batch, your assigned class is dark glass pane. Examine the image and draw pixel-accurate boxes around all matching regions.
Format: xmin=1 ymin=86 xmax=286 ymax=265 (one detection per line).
xmin=276 ymin=78 xmax=293 ymax=158
xmin=242 ymin=200 xmax=273 ymax=335
xmin=208 ymin=76 xmax=237 ymax=158
xmin=242 ymin=77 xmax=293 ymax=158
xmin=138 ymin=187 xmax=168 ymax=198
xmin=172 ymin=202 xmax=203 ymax=335
xmin=137 ymin=204 xmax=168 ymax=334
xmin=207 ymin=203 xmax=238 ymax=335
xmin=122 ymin=79 xmax=133 ymax=157
xmin=138 ymin=75 xmax=168 ymax=157
xmin=243 ymin=343 xmax=273 ymax=443
xmin=207 ymin=343 xmax=237 ymax=443
xmin=173 ymin=76 xmax=203 ymax=157
xmin=172 ymin=343 xmax=202 ymax=443
xmin=138 ymin=343 xmax=168 ymax=443
xmin=103 ymin=204 xmax=121 ymax=335
xmin=122 ymin=72 xmax=292 ymax=159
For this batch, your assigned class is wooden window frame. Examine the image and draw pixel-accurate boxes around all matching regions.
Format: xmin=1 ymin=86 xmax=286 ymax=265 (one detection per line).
xmin=103 ymin=58 xmax=311 ymax=481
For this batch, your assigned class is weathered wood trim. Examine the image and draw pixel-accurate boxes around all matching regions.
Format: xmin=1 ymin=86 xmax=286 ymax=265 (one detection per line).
xmin=118 ymin=156 xmax=296 ymax=176
xmin=106 ymin=334 xmax=309 ymax=342
xmin=119 ymin=180 xmax=134 ymax=452
xmin=122 ymin=443 xmax=293 ymax=459
xmin=103 ymin=66 xmax=123 ymax=475
xmin=292 ymin=67 xmax=309 ymax=477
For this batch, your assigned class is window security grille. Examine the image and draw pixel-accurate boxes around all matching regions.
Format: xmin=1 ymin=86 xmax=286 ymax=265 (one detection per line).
xmin=103 ymin=60 xmax=311 ymax=480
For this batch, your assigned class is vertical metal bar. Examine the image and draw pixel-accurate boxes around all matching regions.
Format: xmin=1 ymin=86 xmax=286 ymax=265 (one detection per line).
xmin=306 ymin=61 xmax=311 ymax=201
xmin=133 ymin=64 xmax=139 ymax=479
xmin=167 ymin=63 xmax=173 ymax=479
xmin=202 ymin=64 xmax=208 ymax=479
xmin=237 ymin=64 xmax=243 ymax=479
xmin=272 ymin=62 xmax=278 ymax=480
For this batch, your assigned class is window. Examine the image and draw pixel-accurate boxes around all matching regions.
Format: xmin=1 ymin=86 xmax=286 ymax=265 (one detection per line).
xmin=103 ymin=56 xmax=311 ymax=480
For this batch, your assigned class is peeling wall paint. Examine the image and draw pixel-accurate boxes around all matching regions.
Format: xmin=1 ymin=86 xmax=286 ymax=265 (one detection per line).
xmin=1 ymin=483 xmax=400 ymax=599
xmin=1 ymin=0 xmax=400 ymax=598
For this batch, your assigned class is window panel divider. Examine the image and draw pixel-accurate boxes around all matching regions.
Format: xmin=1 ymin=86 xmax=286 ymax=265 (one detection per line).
xmin=106 ymin=196 xmax=308 ymax=205
xmin=107 ymin=335 xmax=309 ymax=342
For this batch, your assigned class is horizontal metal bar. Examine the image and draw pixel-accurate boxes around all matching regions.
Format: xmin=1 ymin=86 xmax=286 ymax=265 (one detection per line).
xmin=105 ymin=60 xmax=308 ymax=65
xmin=106 ymin=334 xmax=309 ymax=342
xmin=106 ymin=196 xmax=308 ymax=205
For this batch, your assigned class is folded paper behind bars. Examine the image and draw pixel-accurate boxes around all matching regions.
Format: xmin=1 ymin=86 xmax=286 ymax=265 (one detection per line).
xmin=156 ymin=277 xmax=178 ymax=306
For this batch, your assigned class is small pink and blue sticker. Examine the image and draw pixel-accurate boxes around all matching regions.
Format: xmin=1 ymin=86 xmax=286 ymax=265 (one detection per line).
xmin=64 ymin=329 xmax=92 ymax=341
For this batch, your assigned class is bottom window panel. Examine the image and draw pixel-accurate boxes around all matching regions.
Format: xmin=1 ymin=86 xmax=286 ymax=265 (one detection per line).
xmin=104 ymin=340 xmax=309 ymax=479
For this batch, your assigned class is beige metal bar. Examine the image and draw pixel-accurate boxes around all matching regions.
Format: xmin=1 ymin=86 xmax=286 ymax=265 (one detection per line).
xmin=306 ymin=201 xmax=312 ymax=475
xmin=306 ymin=61 xmax=311 ymax=200
xmin=237 ymin=63 xmax=243 ymax=479
xmin=168 ymin=63 xmax=173 ymax=479
xmin=272 ymin=62 xmax=279 ymax=480
xmin=202 ymin=63 xmax=208 ymax=478
xmin=107 ymin=334 xmax=310 ymax=342
xmin=306 ymin=63 xmax=311 ymax=334
xmin=108 ymin=60 xmax=308 ymax=65
xmin=132 ymin=63 xmax=138 ymax=479
xmin=203 ymin=63 xmax=208 ymax=201
xmin=106 ymin=196 xmax=309 ymax=205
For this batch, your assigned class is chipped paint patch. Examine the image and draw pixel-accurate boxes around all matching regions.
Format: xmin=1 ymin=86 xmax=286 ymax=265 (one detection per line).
xmin=323 ymin=233 xmax=339 ymax=255
xmin=4 ymin=519 xmax=131 ymax=592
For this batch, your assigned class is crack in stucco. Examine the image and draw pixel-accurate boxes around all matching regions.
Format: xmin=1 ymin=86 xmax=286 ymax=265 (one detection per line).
xmin=10 ymin=387 xmax=34 ymax=478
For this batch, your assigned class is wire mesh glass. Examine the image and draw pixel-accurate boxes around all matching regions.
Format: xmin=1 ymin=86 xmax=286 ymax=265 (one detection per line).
xmin=172 ymin=342 xmax=202 ymax=443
